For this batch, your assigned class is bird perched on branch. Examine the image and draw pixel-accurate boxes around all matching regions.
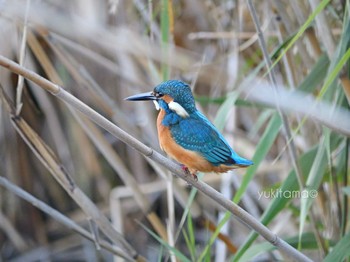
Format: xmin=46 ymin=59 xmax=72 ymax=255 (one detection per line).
xmin=125 ymin=80 xmax=253 ymax=180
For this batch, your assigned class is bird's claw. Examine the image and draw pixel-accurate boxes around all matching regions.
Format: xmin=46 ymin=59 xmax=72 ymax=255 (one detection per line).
xmin=180 ymin=164 xmax=191 ymax=175
xmin=192 ymin=173 xmax=198 ymax=181
xmin=180 ymin=164 xmax=198 ymax=181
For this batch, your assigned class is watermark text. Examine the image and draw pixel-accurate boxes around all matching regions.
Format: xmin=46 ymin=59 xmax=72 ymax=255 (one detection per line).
xmin=258 ymin=189 xmax=318 ymax=200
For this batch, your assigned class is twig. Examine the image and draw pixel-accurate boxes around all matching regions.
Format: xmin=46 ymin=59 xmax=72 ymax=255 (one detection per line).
xmin=0 ymin=55 xmax=312 ymax=262
xmin=0 ymin=176 xmax=134 ymax=261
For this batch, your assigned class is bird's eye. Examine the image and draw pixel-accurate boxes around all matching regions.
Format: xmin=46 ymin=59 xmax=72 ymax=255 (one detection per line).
xmin=154 ymin=92 xmax=164 ymax=98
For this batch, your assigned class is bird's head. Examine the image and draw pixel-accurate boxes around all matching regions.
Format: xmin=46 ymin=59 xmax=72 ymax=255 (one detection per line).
xmin=125 ymin=80 xmax=196 ymax=117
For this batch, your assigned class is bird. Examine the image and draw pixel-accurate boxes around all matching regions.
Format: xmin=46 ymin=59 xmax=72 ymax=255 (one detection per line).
xmin=125 ymin=80 xmax=253 ymax=180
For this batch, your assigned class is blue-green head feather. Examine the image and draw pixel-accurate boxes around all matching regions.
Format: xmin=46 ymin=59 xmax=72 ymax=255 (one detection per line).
xmin=153 ymin=80 xmax=196 ymax=113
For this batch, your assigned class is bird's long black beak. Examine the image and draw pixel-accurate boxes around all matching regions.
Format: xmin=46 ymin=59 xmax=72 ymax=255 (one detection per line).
xmin=124 ymin=92 xmax=156 ymax=101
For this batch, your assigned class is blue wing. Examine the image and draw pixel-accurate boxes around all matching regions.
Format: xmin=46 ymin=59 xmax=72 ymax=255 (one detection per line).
xmin=169 ymin=111 xmax=253 ymax=166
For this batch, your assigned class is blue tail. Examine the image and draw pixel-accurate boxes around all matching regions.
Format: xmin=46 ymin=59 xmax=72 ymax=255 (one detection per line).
xmin=231 ymin=153 xmax=253 ymax=166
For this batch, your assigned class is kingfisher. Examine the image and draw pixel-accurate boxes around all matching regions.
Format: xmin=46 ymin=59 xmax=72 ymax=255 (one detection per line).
xmin=125 ymin=80 xmax=253 ymax=180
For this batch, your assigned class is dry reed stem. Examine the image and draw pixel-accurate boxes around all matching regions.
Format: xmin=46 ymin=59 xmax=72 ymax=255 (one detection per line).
xmin=0 ymin=176 xmax=133 ymax=261
xmin=0 ymin=83 xmax=144 ymax=261
xmin=26 ymin=30 xmax=170 ymax=243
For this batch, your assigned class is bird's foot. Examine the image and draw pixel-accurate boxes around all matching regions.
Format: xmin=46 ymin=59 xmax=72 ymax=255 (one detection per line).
xmin=192 ymin=173 xmax=198 ymax=181
xmin=180 ymin=164 xmax=191 ymax=175
xmin=180 ymin=164 xmax=198 ymax=181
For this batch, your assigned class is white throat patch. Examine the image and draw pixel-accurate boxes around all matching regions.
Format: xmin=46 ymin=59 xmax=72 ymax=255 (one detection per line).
xmin=168 ymin=101 xmax=189 ymax=118
xmin=153 ymin=100 xmax=160 ymax=110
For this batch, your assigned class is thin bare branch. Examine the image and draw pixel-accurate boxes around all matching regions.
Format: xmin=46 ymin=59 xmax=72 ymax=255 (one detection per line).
xmin=0 ymin=55 xmax=312 ymax=262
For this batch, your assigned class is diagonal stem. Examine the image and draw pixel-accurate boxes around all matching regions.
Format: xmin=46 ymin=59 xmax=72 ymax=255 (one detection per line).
xmin=0 ymin=176 xmax=134 ymax=261
xmin=0 ymin=55 xmax=312 ymax=262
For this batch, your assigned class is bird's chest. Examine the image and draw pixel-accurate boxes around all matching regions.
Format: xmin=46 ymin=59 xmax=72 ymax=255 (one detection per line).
xmin=156 ymin=108 xmax=189 ymax=152
xmin=156 ymin=109 xmax=197 ymax=151
xmin=157 ymin=109 xmax=175 ymax=151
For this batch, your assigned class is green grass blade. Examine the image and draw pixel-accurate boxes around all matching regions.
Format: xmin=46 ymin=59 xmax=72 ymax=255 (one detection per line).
xmin=318 ymin=47 xmax=350 ymax=100
xmin=186 ymin=213 xmax=196 ymax=260
xmin=271 ymin=0 xmax=331 ymax=70
xmin=233 ymin=113 xmax=282 ymax=203
xmin=197 ymin=210 xmax=230 ymax=261
xmin=233 ymin=147 xmax=319 ymax=261
xmin=240 ymin=232 xmax=319 ymax=262
xmin=182 ymin=228 xmax=195 ymax=261
xmin=299 ymin=129 xmax=344 ymax=247
xmin=157 ymin=246 xmax=164 ymax=262
xmin=174 ymin=173 xmax=202 ymax=244
xmin=214 ymin=91 xmax=240 ymax=131
xmin=324 ymin=232 xmax=350 ymax=262
xmin=318 ymin=15 xmax=350 ymax=100
xmin=299 ymin=54 xmax=329 ymax=93
xmin=248 ymin=109 xmax=274 ymax=138
xmin=298 ymin=130 xmax=329 ymax=247
xmin=138 ymin=221 xmax=191 ymax=262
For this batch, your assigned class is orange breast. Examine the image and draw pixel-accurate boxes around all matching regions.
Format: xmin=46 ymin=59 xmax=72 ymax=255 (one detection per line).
xmin=156 ymin=109 xmax=239 ymax=174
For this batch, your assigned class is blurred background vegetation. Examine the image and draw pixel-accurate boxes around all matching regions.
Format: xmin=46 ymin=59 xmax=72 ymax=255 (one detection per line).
xmin=0 ymin=0 xmax=349 ymax=261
